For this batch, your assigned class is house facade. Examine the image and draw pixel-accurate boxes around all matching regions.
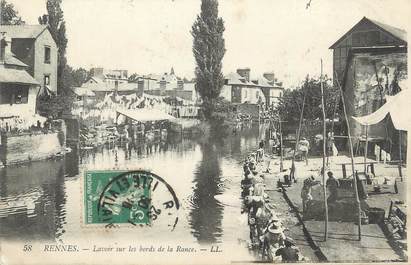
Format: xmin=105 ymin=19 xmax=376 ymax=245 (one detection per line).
xmin=222 ymin=71 xmax=264 ymax=105
xmin=0 ymin=34 xmax=40 ymax=119
xmin=252 ymin=72 xmax=284 ymax=107
xmin=81 ymin=68 xmax=138 ymax=100
xmin=1 ymin=25 xmax=58 ymax=94
xmin=86 ymin=68 xmax=129 ymax=87
xmin=221 ymin=68 xmax=284 ymax=107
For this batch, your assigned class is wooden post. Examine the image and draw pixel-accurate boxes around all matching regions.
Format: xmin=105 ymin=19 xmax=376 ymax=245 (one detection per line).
xmin=291 ymin=88 xmax=307 ymax=180
xmin=321 ymin=60 xmax=328 ymax=241
xmin=328 ymin=90 xmax=340 ymax=166
xmin=364 ymin=125 xmax=369 ymax=174
xmin=342 ymin=164 xmax=347 ymax=178
xmin=279 ymin=119 xmax=284 ymax=172
xmin=335 ymin=71 xmax=362 ymax=240
xmin=399 ymin=130 xmax=403 ymax=182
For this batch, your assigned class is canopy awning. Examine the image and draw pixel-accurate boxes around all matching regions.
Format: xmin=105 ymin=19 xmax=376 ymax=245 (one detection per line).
xmin=352 ymin=88 xmax=410 ymax=131
xmin=116 ymin=108 xmax=175 ymax=122
xmin=0 ymin=68 xmax=40 ymax=85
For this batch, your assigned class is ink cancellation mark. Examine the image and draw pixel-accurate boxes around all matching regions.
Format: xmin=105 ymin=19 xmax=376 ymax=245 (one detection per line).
xmin=84 ymin=170 xmax=180 ymax=230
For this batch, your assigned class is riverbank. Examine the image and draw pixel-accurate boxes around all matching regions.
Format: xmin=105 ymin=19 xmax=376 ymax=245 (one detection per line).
xmin=259 ymin=154 xmax=407 ymax=262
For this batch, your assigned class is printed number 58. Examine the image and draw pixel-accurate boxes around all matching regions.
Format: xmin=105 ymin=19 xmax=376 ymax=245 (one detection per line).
xmin=23 ymin=245 xmax=32 ymax=252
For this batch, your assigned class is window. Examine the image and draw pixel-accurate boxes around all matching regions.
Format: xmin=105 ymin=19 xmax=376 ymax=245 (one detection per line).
xmin=44 ymin=75 xmax=50 ymax=87
xmin=0 ymin=84 xmax=28 ymax=105
xmin=14 ymin=87 xmax=29 ymax=104
xmin=44 ymin=46 xmax=51 ymax=64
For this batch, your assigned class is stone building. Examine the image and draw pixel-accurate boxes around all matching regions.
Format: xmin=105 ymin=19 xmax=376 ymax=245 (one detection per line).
xmin=1 ymin=25 xmax=58 ymax=94
xmin=221 ymin=68 xmax=284 ymax=107
xmin=0 ymin=33 xmax=40 ymax=118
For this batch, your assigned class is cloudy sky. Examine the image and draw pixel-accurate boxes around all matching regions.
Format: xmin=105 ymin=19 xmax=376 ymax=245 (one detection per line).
xmin=7 ymin=0 xmax=410 ymax=87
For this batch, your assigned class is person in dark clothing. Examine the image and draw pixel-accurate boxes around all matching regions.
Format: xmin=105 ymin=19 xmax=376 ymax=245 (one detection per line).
xmin=275 ymin=239 xmax=299 ymax=262
xmin=241 ymin=167 xmax=253 ymax=197
xmin=259 ymin=140 xmax=264 ymax=149
xmin=326 ymin=171 xmax=339 ymax=203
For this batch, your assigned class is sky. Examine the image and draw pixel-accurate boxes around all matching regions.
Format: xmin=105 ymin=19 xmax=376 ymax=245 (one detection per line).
xmin=6 ymin=0 xmax=411 ymax=87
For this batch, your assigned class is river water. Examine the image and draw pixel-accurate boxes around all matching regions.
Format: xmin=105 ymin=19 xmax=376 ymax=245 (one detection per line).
xmin=0 ymin=124 xmax=270 ymax=262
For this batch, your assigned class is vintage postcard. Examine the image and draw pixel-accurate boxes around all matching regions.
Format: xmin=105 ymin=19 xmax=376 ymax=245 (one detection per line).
xmin=0 ymin=0 xmax=409 ymax=264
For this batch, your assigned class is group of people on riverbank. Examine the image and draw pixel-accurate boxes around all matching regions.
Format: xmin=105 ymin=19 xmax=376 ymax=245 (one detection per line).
xmin=240 ymin=148 xmax=306 ymax=262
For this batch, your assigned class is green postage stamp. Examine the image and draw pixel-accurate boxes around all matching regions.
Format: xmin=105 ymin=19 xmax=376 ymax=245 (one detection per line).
xmin=84 ymin=170 xmax=180 ymax=229
xmin=84 ymin=170 xmax=151 ymax=225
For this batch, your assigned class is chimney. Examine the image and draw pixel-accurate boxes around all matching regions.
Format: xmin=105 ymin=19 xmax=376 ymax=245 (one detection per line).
xmin=263 ymin=72 xmax=275 ymax=82
xmin=0 ymin=33 xmax=9 ymax=63
xmin=237 ymin=68 xmax=251 ymax=82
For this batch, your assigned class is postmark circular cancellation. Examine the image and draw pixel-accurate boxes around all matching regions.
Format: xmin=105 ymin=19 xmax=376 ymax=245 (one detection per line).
xmin=84 ymin=170 xmax=180 ymax=230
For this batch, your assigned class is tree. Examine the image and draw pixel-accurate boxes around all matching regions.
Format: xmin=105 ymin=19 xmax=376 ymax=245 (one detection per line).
xmin=39 ymin=0 xmax=68 ymax=94
xmin=0 ymin=0 xmax=25 ymax=25
xmin=275 ymin=76 xmax=340 ymax=123
xmin=61 ymin=66 xmax=90 ymax=88
xmin=37 ymin=93 xmax=76 ymax=119
xmin=191 ymin=0 xmax=226 ymax=120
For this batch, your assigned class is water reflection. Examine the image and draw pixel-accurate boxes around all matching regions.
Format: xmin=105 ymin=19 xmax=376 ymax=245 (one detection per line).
xmin=190 ymin=139 xmax=224 ymax=244
xmin=0 ymin=159 xmax=67 ymax=241
xmin=0 ymin=124 xmax=266 ymax=246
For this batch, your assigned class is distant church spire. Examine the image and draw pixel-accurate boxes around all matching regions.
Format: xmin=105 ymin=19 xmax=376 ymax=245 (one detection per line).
xmin=170 ymin=67 xmax=175 ymax=75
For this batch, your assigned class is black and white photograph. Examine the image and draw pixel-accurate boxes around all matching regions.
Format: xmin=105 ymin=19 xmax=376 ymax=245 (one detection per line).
xmin=0 ymin=0 xmax=409 ymax=264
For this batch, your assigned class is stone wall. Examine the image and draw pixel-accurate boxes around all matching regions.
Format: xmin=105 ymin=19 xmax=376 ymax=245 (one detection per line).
xmin=0 ymin=131 xmax=65 ymax=166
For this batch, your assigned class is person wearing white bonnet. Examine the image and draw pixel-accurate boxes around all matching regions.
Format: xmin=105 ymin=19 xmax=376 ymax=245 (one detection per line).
xmin=261 ymin=218 xmax=286 ymax=255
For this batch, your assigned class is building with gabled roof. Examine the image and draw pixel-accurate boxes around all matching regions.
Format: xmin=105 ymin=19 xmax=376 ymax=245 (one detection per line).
xmin=330 ymin=16 xmax=407 ymax=86
xmin=221 ymin=69 xmax=284 ymax=107
xmin=0 ymin=25 xmax=58 ymax=95
xmin=251 ymin=75 xmax=284 ymax=107
xmin=330 ymin=17 xmax=407 ymax=159
xmin=0 ymin=33 xmax=40 ymax=119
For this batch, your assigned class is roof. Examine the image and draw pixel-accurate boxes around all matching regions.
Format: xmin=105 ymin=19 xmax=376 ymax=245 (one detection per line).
xmin=329 ymin=17 xmax=407 ymax=49
xmin=71 ymin=87 xmax=95 ymax=97
xmin=160 ymin=73 xmax=178 ymax=83
xmin=252 ymin=76 xmax=275 ymax=88
xmin=117 ymin=82 xmax=138 ymax=92
xmin=0 ymin=68 xmax=40 ymax=85
xmin=368 ymin=18 xmax=407 ymax=43
xmin=353 ymin=87 xmax=410 ymax=131
xmin=0 ymin=25 xmax=49 ymax=39
xmin=225 ymin=72 xmax=247 ymax=86
xmin=82 ymin=81 xmax=137 ymax=92
xmin=4 ymin=52 xmax=28 ymax=67
xmin=117 ymin=109 xmax=175 ymax=122
xmin=87 ymin=77 xmax=103 ymax=84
